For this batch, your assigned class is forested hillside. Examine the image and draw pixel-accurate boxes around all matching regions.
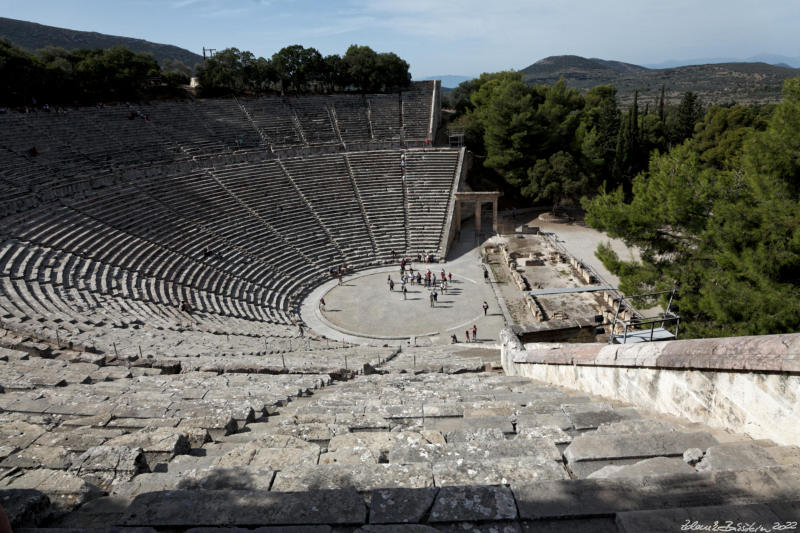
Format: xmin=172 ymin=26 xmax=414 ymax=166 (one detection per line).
xmin=0 ymin=16 xmax=202 ymax=67
xmin=449 ymin=71 xmax=800 ymax=337
xmin=521 ymin=55 xmax=798 ymax=106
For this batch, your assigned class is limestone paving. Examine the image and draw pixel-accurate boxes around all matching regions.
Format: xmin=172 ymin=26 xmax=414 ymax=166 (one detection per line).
xmin=3 ymin=342 xmax=800 ymax=530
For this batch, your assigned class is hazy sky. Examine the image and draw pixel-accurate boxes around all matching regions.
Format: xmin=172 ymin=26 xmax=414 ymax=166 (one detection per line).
xmin=2 ymin=0 xmax=798 ymax=78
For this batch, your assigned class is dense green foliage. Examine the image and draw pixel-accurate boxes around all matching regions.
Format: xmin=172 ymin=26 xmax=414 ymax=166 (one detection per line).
xmin=0 ymin=39 xmax=411 ymax=104
xmin=451 ymin=70 xmax=797 ymax=337
xmin=197 ymin=44 xmax=411 ymax=96
xmin=449 ymin=73 xmax=711 ymax=209
xmin=0 ymin=38 xmax=161 ymax=105
xmin=583 ymin=79 xmax=799 ymax=337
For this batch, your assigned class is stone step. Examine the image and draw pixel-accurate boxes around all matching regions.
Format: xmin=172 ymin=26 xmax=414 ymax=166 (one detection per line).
xmin=514 ymin=465 xmax=800 ymax=520
xmin=271 ymin=463 xmax=434 ymax=492
xmin=119 ymin=488 xmax=366 ymax=527
xmin=564 ymin=431 xmax=719 ymax=478
xmin=616 ymin=500 xmax=800 ymax=533
xmin=388 ymin=439 xmax=561 ymax=465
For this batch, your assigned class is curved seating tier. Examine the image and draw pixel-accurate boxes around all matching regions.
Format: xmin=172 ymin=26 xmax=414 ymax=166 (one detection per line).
xmin=0 ymin=146 xmax=461 ymax=352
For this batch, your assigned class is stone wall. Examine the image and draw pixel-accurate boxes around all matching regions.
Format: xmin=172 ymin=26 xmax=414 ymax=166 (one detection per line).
xmin=500 ymin=329 xmax=800 ymax=446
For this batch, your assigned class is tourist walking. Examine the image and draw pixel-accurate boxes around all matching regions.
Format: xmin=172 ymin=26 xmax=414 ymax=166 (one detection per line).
xmin=432 ymin=289 xmax=438 ymax=304
xmin=483 ymin=268 xmax=489 ymax=283
xmin=429 ymin=292 xmax=435 ymax=307
xmin=402 ymin=286 xmax=408 ymax=300
xmin=465 ymin=330 xmax=470 ymax=342
xmin=472 ymin=324 xmax=477 ymax=342
xmin=319 ymin=297 xmax=326 ymax=310
xmin=482 ymin=301 xmax=489 ymax=316
xmin=389 ymin=279 xmax=395 ymax=292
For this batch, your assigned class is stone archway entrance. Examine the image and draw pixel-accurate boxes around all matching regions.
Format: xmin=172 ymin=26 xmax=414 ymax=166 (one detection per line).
xmin=454 ymin=191 xmax=503 ymax=234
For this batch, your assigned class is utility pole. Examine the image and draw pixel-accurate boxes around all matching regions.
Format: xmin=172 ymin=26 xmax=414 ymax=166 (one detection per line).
xmin=202 ymin=47 xmax=217 ymax=61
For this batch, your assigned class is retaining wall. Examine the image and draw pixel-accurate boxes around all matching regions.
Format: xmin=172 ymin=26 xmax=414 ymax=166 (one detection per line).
xmin=500 ymin=329 xmax=800 ymax=446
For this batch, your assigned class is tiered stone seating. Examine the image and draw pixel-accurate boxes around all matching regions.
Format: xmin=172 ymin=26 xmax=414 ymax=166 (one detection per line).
xmin=332 ymin=96 xmax=372 ymax=143
xmin=368 ymin=94 xmax=403 ymax=140
xmin=7 ymin=344 xmax=799 ymax=529
xmin=286 ymin=96 xmax=339 ymax=145
xmin=402 ymin=81 xmax=435 ymax=139
xmin=406 ymin=149 xmax=460 ymax=255
xmin=0 ymin=85 xmax=455 ymax=382
xmin=282 ymin=154 xmax=377 ymax=265
xmin=347 ymin=150 xmax=407 ymax=256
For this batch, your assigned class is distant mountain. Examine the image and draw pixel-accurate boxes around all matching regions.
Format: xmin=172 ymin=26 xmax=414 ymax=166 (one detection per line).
xmin=645 ymin=54 xmax=800 ymax=69
xmin=0 ymin=17 xmax=203 ymax=67
xmin=421 ymin=75 xmax=475 ymax=88
xmin=521 ymin=55 xmax=799 ymax=106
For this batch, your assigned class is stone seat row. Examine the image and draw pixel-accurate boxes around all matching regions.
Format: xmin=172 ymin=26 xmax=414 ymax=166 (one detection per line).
xmin=10 ymin=361 xmax=800 ymax=529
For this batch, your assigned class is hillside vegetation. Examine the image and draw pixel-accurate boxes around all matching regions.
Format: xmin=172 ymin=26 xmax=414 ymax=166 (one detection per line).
xmin=521 ymin=55 xmax=799 ymax=106
xmin=0 ymin=16 xmax=202 ymax=67
xmin=450 ymin=68 xmax=800 ymax=338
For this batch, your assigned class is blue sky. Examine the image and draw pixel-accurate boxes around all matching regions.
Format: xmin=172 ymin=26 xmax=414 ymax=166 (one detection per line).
xmin=2 ymin=0 xmax=799 ymax=78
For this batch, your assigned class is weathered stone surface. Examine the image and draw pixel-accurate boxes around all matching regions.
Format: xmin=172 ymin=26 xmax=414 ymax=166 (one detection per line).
xmin=106 ymin=417 xmax=181 ymax=430
xmin=389 ymin=439 xmax=561 ymax=465
xmin=120 ymin=489 xmax=366 ymax=526
xmin=355 ymin=526 xmax=439 ymax=532
xmin=186 ymin=526 xmax=331 ymax=533
xmin=514 ymin=465 xmax=800 ymax=519
xmin=33 ymin=427 xmax=126 ymax=452
xmin=1 ymin=445 xmax=73 ymax=470
xmin=69 ymin=446 xmax=148 ymax=490
xmin=320 ymin=446 xmax=379 ymax=465
xmin=55 ymin=495 xmax=132 ymax=528
xmin=587 ymin=457 xmax=696 ymax=479
xmin=271 ymin=464 xmax=433 ymax=492
xmin=567 ymin=407 xmax=641 ymax=430
xmin=177 ymin=416 xmax=238 ymax=440
xmin=369 ymin=487 xmax=438 ymax=524
xmin=594 ymin=419 xmax=676 ymax=435
xmin=519 ymin=518 xmax=616 ymax=532
xmin=0 ymin=421 xmax=47 ymax=450
xmin=683 ymin=448 xmax=704 ymax=465
xmin=419 ymin=430 xmax=446 ymax=445
xmin=2 ymin=469 xmax=104 ymax=514
xmin=444 ymin=427 xmax=506 ymax=443
xmin=516 ymin=426 xmax=572 ymax=444
xmin=616 ymin=502 xmax=788 ymax=533
xmin=115 ymin=468 xmax=276 ymax=497
xmin=428 ymin=486 xmax=517 ymax=522
xmin=0 ymin=488 xmax=50 ymax=528
xmin=696 ymin=443 xmax=780 ymax=472
xmin=328 ymin=432 xmax=436 ymax=455
xmin=766 ymin=445 xmax=800 ymax=466
xmin=104 ymin=427 xmax=191 ymax=464
xmin=564 ymin=431 xmax=718 ymax=464
xmin=433 ymin=457 xmax=568 ymax=486
xmin=424 ymin=417 xmax=514 ymax=435
xmin=516 ymin=413 xmax=572 ymax=431
xmin=262 ymin=423 xmax=348 ymax=443
xmin=335 ymin=413 xmax=390 ymax=431
xmin=211 ymin=442 xmax=320 ymax=469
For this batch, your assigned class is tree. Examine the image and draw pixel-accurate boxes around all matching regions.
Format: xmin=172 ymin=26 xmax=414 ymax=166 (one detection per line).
xmin=669 ymin=91 xmax=703 ymax=144
xmin=271 ymin=44 xmax=323 ymax=94
xmin=342 ymin=45 xmax=378 ymax=92
xmin=525 ymin=151 xmax=587 ymax=213
xmin=374 ymin=52 xmax=411 ymax=91
xmin=320 ymin=54 xmax=346 ymax=92
xmin=583 ymin=77 xmax=800 ymax=338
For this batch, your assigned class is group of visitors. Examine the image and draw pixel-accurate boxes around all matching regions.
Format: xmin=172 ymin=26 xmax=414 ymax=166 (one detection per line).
xmin=451 ymin=324 xmax=478 ymax=344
